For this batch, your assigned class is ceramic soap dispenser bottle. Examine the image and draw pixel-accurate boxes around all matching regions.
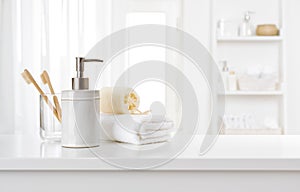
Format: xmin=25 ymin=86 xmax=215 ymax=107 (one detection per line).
xmin=238 ymin=11 xmax=255 ymax=36
xmin=61 ymin=57 xmax=103 ymax=148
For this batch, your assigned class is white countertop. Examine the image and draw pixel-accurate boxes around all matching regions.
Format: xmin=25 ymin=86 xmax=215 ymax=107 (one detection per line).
xmin=1 ymin=134 xmax=300 ymax=171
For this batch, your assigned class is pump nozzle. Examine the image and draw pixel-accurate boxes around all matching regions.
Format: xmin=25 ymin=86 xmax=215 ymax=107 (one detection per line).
xmin=243 ymin=11 xmax=255 ymax=22
xmin=72 ymin=57 xmax=103 ymax=90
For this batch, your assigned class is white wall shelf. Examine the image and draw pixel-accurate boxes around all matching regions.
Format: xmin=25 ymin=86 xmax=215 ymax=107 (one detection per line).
xmin=222 ymin=91 xmax=283 ymax=96
xmin=221 ymin=128 xmax=282 ymax=135
xmin=211 ymin=0 xmax=286 ymax=135
xmin=217 ymin=36 xmax=283 ymax=42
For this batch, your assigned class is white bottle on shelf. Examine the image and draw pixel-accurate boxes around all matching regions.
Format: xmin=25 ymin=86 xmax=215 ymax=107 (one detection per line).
xmin=238 ymin=11 xmax=255 ymax=36
xmin=220 ymin=60 xmax=229 ymax=91
xmin=217 ymin=19 xmax=225 ymax=37
xmin=228 ymin=71 xmax=237 ymax=91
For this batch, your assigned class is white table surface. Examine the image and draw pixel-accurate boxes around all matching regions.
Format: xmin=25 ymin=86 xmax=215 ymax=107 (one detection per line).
xmin=1 ymin=134 xmax=300 ymax=171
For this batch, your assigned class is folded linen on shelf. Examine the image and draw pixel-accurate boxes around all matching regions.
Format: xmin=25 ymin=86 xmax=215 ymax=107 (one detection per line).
xmin=112 ymin=127 xmax=172 ymax=145
xmin=139 ymin=128 xmax=172 ymax=139
xmin=100 ymin=114 xmax=175 ymax=145
xmin=140 ymin=121 xmax=174 ymax=132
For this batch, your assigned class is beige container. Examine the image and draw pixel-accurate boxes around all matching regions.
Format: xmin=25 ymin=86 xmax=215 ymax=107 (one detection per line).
xmin=256 ymin=24 xmax=279 ymax=36
xmin=238 ymin=75 xmax=278 ymax=91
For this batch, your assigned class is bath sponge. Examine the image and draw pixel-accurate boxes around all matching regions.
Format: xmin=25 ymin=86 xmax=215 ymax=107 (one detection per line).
xmin=100 ymin=87 xmax=140 ymax=114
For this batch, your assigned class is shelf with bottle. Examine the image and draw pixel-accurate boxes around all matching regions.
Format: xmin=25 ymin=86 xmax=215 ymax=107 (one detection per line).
xmin=218 ymin=60 xmax=283 ymax=96
xmin=217 ymin=35 xmax=283 ymax=42
xmin=216 ymin=11 xmax=283 ymax=43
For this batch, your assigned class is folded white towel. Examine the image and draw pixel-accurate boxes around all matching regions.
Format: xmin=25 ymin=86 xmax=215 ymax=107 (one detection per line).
xmin=137 ymin=135 xmax=171 ymax=145
xmin=100 ymin=114 xmax=148 ymax=140
xmin=139 ymin=129 xmax=171 ymax=139
xmin=100 ymin=114 xmax=174 ymax=145
xmin=111 ymin=122 xmax=172 ymax=145
xmin=139 ymin=121 xmax=174 ymax=133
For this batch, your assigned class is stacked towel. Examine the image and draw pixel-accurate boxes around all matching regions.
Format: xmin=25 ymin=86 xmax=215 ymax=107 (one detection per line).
xmin=100 ymin=114 xmax=175 ymax=145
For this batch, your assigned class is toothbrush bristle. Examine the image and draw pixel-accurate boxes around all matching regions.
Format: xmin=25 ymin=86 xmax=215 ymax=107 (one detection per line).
xmin=40 ymin=71 xmax=47 ymax=84
xmin=21 ymin=70 xmax=32 ymax=84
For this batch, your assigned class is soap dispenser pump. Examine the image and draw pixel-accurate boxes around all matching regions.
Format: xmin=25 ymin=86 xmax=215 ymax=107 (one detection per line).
xmin=62 ymin=57 xmax=103 ymax=148
xmin=238 ymin=11 xmax=255 ymax=36
xmin=72 ymin=57 xmax=103 ymax=90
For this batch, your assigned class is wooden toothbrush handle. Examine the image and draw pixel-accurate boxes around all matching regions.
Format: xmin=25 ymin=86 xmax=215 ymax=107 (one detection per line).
xmin=41 ymin=71 xmax=62 ymax=121
xmin=41 ymin=94 xmax=61 ymax=123
xmin=31 ymin=79 xmax=61 ymax=122
xmin=22 ymin=69 xmax=61 ymax=123
xmin=53 ymin=96 xmax=62 ymax=121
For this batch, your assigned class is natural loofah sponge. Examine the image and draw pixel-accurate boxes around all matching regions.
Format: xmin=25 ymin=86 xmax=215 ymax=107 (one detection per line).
xmin=100 ymin=87 xmax=140 ymax=114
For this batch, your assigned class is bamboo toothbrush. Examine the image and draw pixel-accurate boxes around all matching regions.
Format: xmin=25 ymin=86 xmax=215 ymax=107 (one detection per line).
xmin=21 ymin=69 xmax=61 ymax=122
xmin=40 ymin=70 xmax=62 ymax=121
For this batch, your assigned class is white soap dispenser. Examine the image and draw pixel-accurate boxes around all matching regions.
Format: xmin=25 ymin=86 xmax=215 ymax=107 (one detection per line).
xmin=238 ymin=11 xmax=255 ymax=36
xmin=61 ymin=57 xmax=103 ymax=148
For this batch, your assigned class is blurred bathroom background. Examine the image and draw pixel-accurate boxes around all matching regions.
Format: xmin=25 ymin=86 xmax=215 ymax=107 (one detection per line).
xmin=1 ymin=0 xmax=300 ymax=136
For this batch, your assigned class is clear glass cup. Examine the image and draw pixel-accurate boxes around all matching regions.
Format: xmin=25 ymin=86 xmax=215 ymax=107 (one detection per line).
xmin=40 ymin=93 xmax=62 ymax=141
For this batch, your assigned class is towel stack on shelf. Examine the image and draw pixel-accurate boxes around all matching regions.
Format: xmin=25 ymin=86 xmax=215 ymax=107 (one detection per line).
xmin=100 ymin=114 xmax=175 ymax=145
